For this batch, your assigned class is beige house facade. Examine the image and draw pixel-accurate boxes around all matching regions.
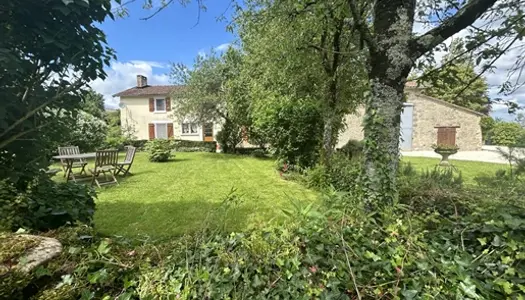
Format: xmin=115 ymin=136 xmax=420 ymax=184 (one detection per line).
xmin=337 ymin=87 xmax=484 ymax=151
xmin=114 ymin=75 xmax=221 ymax=142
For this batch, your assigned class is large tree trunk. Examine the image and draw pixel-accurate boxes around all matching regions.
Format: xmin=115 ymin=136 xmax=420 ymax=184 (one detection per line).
xmin=360 ymin=0 xmax=415 ymax=207
xmin=321 ymin=114 xmax=334 ymax=168
xmin=362 ymin=77 xmax=407 ymax=206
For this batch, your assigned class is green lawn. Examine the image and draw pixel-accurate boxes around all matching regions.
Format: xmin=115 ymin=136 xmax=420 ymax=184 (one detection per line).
xmin=86 ymin=152 xmax=317 ymax=239
xmin=402 ymin=156 xmax=508 ymax=184
xmin=57 ymin=153 xmax=507 ymax=239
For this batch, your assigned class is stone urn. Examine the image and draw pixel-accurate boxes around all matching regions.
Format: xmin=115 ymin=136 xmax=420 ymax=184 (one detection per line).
xmin=434 ymin=147 xmax=458 ymax=166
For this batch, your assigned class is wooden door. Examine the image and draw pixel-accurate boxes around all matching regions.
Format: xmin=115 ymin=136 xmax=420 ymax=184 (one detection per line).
xmin=203 ymin=123 xmax=214 ymax=141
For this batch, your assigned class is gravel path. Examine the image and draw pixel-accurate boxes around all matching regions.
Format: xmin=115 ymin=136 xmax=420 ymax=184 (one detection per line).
xmin=401 ymin=146 xmax=525 ymax=164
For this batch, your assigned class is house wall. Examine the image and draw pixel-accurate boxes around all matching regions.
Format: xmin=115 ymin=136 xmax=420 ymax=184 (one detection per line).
xmin=407 ymin=92 xmax=482 ymax=151
xmin=336 ymin=91 xmax=483 ymax=151
xmin=119 ymin=96 xmax=221 ymax=141
xmin=336 ymin=107 xmax=365 ymax=149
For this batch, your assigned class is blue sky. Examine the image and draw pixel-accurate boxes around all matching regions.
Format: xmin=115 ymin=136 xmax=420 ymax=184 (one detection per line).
xmin=92 ymin=0 xmax=523 ymax=121
xmin=92 ymin=0 xmax=236 ymax=107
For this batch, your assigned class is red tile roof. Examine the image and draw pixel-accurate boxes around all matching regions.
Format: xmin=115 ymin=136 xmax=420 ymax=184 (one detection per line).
xmin=113 ymin=85 xmax=185 ymax=97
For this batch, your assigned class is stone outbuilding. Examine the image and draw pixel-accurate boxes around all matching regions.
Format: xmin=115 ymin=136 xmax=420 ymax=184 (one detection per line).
xmin=337 ymin=86 xmax=484 ymax=151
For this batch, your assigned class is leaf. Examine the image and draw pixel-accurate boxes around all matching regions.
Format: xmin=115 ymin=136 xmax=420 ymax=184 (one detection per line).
xmin=364 ymin=250 xmax=381 ymax=262
xmin=495 ymin=279 xmax=514 ymax=294
xmin=401 ymin=289 xmax=418 ymax=299
xmin=62 ymin=0 xmax=74 ymax=5
xmin=477 ymin=237 xmax=487 ymax=246
xmin=97 ymin=240 xmax=111 ymax=255
xmin=492 ymin=235 xmax=502 ymax=247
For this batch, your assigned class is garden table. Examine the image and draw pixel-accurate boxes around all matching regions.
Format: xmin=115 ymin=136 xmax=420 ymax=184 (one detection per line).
xmin=52 ymin=152 xmax=96 ymax=183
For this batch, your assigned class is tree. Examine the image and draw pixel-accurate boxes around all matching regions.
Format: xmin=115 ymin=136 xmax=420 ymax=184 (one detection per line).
xmin=420 ymin=39 xmax=490 ymax=114
xmin=82 ymin=90 xmax=106 ymax=119
xmin=0 ymin=0 xmax=115 ymax=188
xmin=516 ymin=112 xmax=525 ymax=128
xmin=170 ymin=48 xmax=250 ymax=152
xmin=480 ymin=116 xmax=496 ymax=144
xmin=235 ymin=0 xmax=367 ymax=167
xmin=344 ymin=0 xmax=524 ymax=206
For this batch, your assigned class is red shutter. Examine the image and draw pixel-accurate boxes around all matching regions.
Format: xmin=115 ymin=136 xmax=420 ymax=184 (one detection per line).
xmin=436 ymin=127 xmax=457 ymax=146
xmin=149 ymin=98 xmax=154 ymax=112
xmin=447 ymin=128 xmax=457 ymax=146
xmin=148 ymin=123 xmax=155 ymax=140
xmin=166 ymin=97 xmax=171 ymax=111
xmin=167 ymin=123 xmax=174 ymax=138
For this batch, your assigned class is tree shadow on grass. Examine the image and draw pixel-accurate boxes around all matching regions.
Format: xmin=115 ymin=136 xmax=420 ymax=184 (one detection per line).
xmin=94 ymin=198 xmax=253 ymax=241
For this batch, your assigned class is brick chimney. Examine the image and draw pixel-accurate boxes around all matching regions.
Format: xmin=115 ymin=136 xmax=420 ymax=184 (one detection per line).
xmin=136 ymin=75 xmax=147 ymax=88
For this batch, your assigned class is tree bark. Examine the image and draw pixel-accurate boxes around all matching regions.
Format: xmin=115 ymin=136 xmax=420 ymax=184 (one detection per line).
xmin=360 ymin=0 xmax=415 ymax=207
xmin=362 ymin=77 xmax=408 ymax=206
xmin=321 ymin=113 xmax=334 ymax=168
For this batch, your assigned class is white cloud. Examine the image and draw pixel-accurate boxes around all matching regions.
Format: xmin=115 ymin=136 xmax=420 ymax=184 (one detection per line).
xmin=129 ymin=60 xmax=169 ymax=68
xmin=215 ymin=43 xmax=231 ymax=52
xmin=89 ymin=60 xmax=170 ymax=108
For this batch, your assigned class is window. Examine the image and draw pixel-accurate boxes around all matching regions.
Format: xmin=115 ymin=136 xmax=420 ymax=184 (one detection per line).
xmin=436 ymin=127 xmax=458 ymax=146
xmin=155 ymin=98 xmax=166 ymax=112
xmin=155 ymin=123 xmax=168 ymax=139
xmin=181 ymin=122 xmax=198 ymax=135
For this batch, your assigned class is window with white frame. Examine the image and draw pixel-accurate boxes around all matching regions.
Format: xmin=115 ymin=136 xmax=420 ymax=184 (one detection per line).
xmin=154 ymin=98 xmax=166 ymax=112
xmin=155 ymin=123 xmax=168 ymax=139
xmin=181 ymin=122 xmax=198 ymax=135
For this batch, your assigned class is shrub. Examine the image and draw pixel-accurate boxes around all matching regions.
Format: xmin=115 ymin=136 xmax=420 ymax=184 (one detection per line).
xmin=491 ymin=121 xmax=525 ymax=146
xmin=176 ymin=146 xmax=212 ymax=152
xmin=173 ymin=139 xmax=216 ymax=152
xmin=0 ymin=176 xmax=96 ymax=231
xmin=252 ymin=97 xmax=323 ymax=168
xmin=145 ymin=139 xmax=173 ymax=162
xmin=64 ymin=111 xmax=108 ymax=152
xmin=338 ymin=139 xmax=364 ymax=159
xmin=215 ymin=119 xmax=242 ymax=153
xmin=305 ymin=153 xmax=361 ymax=192
xmin=480 ymin=116 xmax=495 ymax=143
xmin=250 ymin=148 xmax=267 ymax=158
xmin=306 ymin=164 xmax=330 ymax=188
xmin=235 ymin=147 xmax=266 ymax=156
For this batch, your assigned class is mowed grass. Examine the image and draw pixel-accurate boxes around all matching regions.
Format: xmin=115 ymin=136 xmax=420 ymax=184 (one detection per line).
xmin=56 ymin=152 xmax=507 ymax=239
xmin=402 ymin=156 xmax=508 ymax=184
xmin=82 ymin=152 xmax=317 ymax=239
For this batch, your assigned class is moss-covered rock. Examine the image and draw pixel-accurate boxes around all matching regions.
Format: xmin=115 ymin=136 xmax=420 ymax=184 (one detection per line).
xmin=0 ymin=233 xmax=62 ymax=300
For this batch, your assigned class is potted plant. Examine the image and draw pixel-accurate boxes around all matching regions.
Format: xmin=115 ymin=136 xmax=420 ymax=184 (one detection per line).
xmin=432 ymin=144 xmax=459 ymax=166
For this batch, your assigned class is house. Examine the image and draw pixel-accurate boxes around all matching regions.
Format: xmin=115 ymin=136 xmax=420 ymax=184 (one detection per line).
xmin=337 ymin=84 xmax=484 ymax=151
xmin=113 ymin=75 xmax=221 ymax=141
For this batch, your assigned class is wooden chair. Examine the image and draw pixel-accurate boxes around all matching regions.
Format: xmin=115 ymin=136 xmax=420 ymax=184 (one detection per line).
xmin=89 ymin=150 xmax=119 ymax=188
xmin=115 ymin=146 xmax=137 ymax=176
xmin=58 ymin=146 xmax=87 ymax=177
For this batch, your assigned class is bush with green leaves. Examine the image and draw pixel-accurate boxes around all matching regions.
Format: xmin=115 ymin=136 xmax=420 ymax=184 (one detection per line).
xmin=63 ymin=111 xmax=108 ymax=152
xmin=0 ymin=176 xmax=96 ymax=231
xmin=253 ymin=97 xmax=323 ymax=168
xmin=491 ymin=121 xmax=525 ymax=146
xmin=173 ymin=139 xmax=216 ymax=152
xmin=215 ymin=119 xmax=242 ymax=153
xmin=145 ymin=139 xmax=173 ymax=162
xmin=305 ymin=153 xmax=361 ymax=192
xmin=250 ymin=149 xmax=267 ymax=158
